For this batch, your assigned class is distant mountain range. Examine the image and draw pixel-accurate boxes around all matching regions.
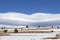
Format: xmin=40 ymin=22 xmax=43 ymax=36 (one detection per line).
xmin=0 ymin=12 xmax=60 ymax=27
xmin=0 ymin=20 xmax=60 ymax=28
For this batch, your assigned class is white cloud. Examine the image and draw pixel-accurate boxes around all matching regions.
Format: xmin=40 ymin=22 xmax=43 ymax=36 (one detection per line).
xmin=0 ymin=12 xmax=60 ymax=26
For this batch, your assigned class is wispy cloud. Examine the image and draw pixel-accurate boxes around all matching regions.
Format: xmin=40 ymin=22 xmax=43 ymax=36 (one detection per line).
xmin=0 ymin=12 xmax=60 ymax=26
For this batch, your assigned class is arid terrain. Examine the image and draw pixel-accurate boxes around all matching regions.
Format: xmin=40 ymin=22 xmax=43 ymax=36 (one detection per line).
xmin=0 ymin=27 xmax=60 ymax=40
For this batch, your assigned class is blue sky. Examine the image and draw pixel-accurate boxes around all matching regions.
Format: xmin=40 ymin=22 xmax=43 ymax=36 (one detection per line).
xmin=0 ymin=0 xmax=60 ymax=14
xmin=0 ymin=0 xmax=60 ymax=26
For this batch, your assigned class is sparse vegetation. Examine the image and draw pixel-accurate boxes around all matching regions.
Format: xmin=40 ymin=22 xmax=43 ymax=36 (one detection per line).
xmin=38 ymin=25 xmax=40 ymax=27
xmin=57 ymin=26 xmax=59 ymax=29
xmin=26 ymin=25 xmax=28 ymax=28
xmin=3 ymin=30 xmax=7 ymax=33
xmin=14 ymin=28 xmax=18 ymax=33
xmin=52 ymin=26 xmax=53 ymax=28
xmin=51 ymin=30 xmax=53 ymax=32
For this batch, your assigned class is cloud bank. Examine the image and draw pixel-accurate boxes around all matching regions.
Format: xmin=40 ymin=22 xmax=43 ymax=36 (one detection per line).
xmin=0 ymin=12 xmax=60 ymax=27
